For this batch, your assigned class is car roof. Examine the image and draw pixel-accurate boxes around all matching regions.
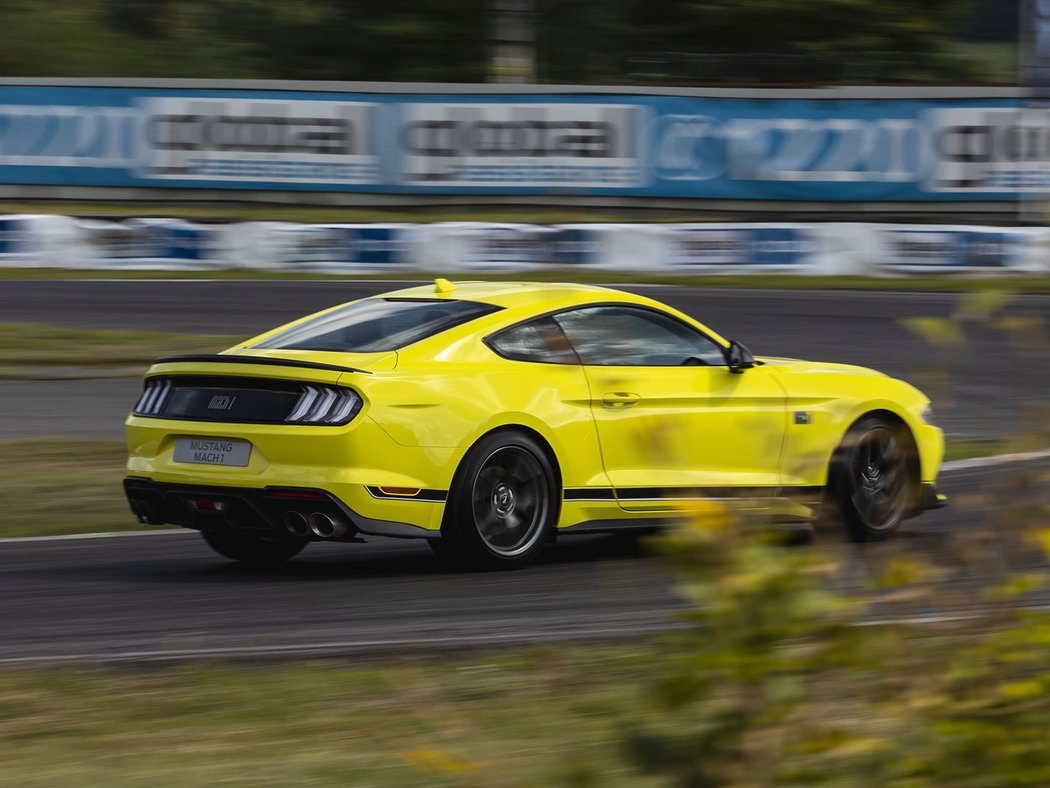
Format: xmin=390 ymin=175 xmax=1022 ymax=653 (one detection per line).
xmin=376 ymin=281 xmax=625 ymax=309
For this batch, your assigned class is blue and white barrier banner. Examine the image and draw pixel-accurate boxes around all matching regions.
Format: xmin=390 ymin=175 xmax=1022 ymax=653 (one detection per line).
xmin=408 ymin=223 xmax=558 ymax=271
xmin=0 ymin=214 xmax=27 ymax=258
xmin=547 ymin=223 xmax=820 ymax=273
xmin=0 ymin=86 xmax=1046 ymax=200
xmin=0 ymin=217 xmax=1048 ymax=274
xmin=221 ymin=222 xmax=411 ymax=272
xmin=548 ymin=223 xmax=673 ymax=272
xmin=0 ymin=214 xmax=83 ymax=268
xmin=75 ymin=218 xmax=225 ymax=269
xmin=875 ymin=225 xmax=1048 ymax=273
xmin=666 ymin=224 xmax=814 ymax=272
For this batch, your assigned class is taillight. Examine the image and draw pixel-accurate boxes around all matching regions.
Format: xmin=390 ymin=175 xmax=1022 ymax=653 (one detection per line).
xmin=133 ymin=378 xmax=173 ymax=416
xmin=285 ymin=385 xmax=362 ymax=425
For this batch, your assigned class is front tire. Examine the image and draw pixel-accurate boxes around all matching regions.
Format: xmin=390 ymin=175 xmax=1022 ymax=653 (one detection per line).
xmin=439 ymin=431 xmax=556 ymax=570
xmin=827 ymin=416 xmax=916 ymax=543
xmin=201 ymin=531 xmax=307 ymax=565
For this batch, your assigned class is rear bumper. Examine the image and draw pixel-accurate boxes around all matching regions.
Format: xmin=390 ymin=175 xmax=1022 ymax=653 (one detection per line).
xmin=123 ymin=477 xmax=439 ymax=540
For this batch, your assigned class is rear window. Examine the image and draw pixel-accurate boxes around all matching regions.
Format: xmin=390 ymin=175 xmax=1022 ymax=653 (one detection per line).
xmin=253 ymin=298 xmax=501 ymax=353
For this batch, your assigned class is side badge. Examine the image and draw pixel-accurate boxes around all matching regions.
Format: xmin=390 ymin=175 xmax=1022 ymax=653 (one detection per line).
xmin=794 ymin=411 xmax=811 ymax=425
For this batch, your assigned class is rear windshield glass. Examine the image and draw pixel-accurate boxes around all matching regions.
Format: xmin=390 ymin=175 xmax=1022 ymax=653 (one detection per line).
xmin=252 ymin=298 xmax=502 ymax=353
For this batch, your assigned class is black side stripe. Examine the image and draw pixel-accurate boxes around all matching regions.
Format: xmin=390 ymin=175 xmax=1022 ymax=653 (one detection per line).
xmin=365 ymin=487 xmax=447 ymax=502
xmin=366 ymin=486 xmax=823 ymax=504
xmin=566 ymin=486 xmax=825 ymax=502
xmin=616 ymin=486 xmax=780 ymax=500
xmin=564 ymin=488 xmax=616 ymax=501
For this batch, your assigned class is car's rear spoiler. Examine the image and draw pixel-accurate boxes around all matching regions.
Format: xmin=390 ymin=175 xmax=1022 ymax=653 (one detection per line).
xmin=151 ymin=354 xmax=371 ymax=375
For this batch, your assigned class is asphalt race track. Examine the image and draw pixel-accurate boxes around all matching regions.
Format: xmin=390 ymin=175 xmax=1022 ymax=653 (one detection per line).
xmin=0 ymin=280 xmax=1047 ymax=662
xmin=0 ymin=457 xmax=1044 ymax=664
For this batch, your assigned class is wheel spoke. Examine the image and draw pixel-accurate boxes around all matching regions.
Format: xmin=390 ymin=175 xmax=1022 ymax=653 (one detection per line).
xmin=881 ymin=463 xmax=900 ymax=490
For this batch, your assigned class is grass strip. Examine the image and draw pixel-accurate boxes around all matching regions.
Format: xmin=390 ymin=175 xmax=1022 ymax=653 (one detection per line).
xmin=0 ymin=647 xmax=661 ymax=786
xmin=0 ymin=200 xmax=716 ymax=224
xmin=0 ymin=323 xmax=237 ymax=370
xmin=0 ymin=439 xmax=159 ymax=537
xmin=3 ymin=268 xmax=1050 ymax=292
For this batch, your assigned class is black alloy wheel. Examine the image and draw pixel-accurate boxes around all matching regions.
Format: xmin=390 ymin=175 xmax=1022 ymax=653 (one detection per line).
xmin=201 ymin=531 xmax=307 ymax=565
xmin=437 ymin=431 xmax=556 ymax=569
xmin=832 ymin=416 xmax=915 ymax=542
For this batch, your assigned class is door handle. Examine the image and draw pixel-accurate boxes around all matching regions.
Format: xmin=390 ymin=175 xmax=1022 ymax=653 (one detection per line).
xmin=602 ymin=392 xmax=640 ymax=408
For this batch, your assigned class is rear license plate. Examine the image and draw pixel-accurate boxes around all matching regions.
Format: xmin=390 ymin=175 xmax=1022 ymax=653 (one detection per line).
xmin=173 ymin=438 xmax=251 ymax=467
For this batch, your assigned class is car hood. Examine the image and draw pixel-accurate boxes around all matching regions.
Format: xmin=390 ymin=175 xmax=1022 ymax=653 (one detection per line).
xmin=757 ymin=356 xmax=887 ymax=378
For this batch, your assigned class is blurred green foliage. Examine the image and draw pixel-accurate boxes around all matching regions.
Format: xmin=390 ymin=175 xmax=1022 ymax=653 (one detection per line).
xmin=616 ymin=495 xmax=1050 ymax=786
xmin=0 ymin=0 xmax=490 ymax=81
xmin=615 ymin=290 xmax=1050 ymax=786
xmin=0 ymin=0 xmax=1005 ymax=84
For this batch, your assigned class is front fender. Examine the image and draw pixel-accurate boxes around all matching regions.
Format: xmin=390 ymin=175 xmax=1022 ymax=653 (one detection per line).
xmin=777 ymin=372 xmax=942 ymax=487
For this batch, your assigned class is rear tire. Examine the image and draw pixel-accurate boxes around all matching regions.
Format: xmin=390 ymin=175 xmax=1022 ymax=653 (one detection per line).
xmin=440 ymin=431 xmax=556 ymax=570
xmin=827 ymin=416 xmax=917 ymax=543
xmin=201 ymin=531 xmax=307 ymax=565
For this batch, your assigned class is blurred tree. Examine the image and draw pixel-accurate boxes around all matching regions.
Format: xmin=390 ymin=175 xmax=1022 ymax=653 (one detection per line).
xmin=0 ymin=0 xmax=488 ymax=80
xmin=538 ymin=0 xmax=985 ymax=84
xmin=675 ymin=0 xmax=982 ymax=83
xmin=0 ymin=0 xmax=999 ymax=83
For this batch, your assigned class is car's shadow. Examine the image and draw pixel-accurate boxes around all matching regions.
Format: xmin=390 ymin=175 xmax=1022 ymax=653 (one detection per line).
xmin=129 ymin=532 xmax=664 ymax=586
xmin=107 ymin=522 xmax=961 ymax=588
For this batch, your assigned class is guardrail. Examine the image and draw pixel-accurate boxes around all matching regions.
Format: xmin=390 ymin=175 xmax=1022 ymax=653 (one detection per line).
xmin=1 ymin=216 xmax=1046 ymax=274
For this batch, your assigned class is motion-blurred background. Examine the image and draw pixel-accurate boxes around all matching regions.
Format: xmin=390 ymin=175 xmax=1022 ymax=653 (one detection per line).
xmin=0 ymin=0 xmax=1020 ymax=84
xmin=0 ymin=0 xmax=1042 ymax=272
xmin=1 ymin=2 xmax=1050 ymax=786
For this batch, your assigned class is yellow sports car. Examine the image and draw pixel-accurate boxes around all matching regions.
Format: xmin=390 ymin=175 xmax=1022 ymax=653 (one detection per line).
xmin=124 ymin=280 xmax=945 ymax=568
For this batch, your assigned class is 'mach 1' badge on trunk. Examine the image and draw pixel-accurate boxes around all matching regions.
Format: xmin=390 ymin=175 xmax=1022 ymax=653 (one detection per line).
xmin=208 ymin=395 xmax=237 ymax=410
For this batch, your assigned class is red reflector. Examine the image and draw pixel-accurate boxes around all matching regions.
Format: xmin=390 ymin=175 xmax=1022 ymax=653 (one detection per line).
xmin=195 ymin=500 xmax=217 ymax=511
xmin=379 ymin=487 xmax=421 ymax=496
xmin=271 ymin=491 xmax=327 ymax=500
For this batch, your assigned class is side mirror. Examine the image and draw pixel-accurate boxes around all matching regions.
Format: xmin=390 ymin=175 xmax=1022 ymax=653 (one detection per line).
xmin=726 ymin=340 xmax=755 ymax=373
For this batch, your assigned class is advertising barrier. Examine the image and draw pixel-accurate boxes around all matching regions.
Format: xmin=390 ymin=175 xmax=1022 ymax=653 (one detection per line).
xmin=220 ymin=222 xmax=411 ymax=272
xmin=0 ymin=217 xmax=1047 ymax=275
xmin=874 ymin=224 xmax=1050 ymax=273
xmin=0 ymin=83 xmax=1044 ymax=201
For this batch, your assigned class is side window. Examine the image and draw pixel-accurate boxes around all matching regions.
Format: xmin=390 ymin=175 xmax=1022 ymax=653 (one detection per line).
xmin=554 ymin=305 xmax=725 ymax=367
xmin=487 ymin=317 xmax=579 ymax=364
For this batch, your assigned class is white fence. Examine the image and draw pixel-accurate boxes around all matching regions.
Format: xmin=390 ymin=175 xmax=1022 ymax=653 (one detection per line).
xmin=1 ymin=215 xmax=1048 ymax=275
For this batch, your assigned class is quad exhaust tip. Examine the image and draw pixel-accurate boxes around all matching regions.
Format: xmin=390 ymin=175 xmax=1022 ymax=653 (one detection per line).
xmin=283 ymin=511 xmax=310 ymax=537
xmin=308 ymin=512 xmax=347 ymax=539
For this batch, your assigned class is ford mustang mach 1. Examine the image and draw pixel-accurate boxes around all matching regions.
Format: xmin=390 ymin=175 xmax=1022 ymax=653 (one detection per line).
xmin=124 ymin=280 xmax=945 ymax=568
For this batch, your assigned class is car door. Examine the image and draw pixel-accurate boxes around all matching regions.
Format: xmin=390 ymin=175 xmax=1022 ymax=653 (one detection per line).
xmin=553 ymin=304 xmax=788 ymax=511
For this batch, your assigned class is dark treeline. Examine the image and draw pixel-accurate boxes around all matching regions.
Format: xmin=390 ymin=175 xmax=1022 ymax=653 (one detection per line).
xmin=0 ymin=0 xmax=1011 ymax=84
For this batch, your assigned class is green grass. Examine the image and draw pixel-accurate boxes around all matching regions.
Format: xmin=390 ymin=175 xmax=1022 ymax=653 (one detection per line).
xmin=0 ymin=200 xmax=712 ymax=224
xmin=0 ymin=647 xmax=669 ymax=786
xmin=943 ymin=436 xmax=1047 ymax=463
xmin=0 ymin=323 xmax=237 ymax=374
xmin=4 ymin=267 xmax=1050 ymax=292
xmin=0 ymin=439 xmax=161 ymax=537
